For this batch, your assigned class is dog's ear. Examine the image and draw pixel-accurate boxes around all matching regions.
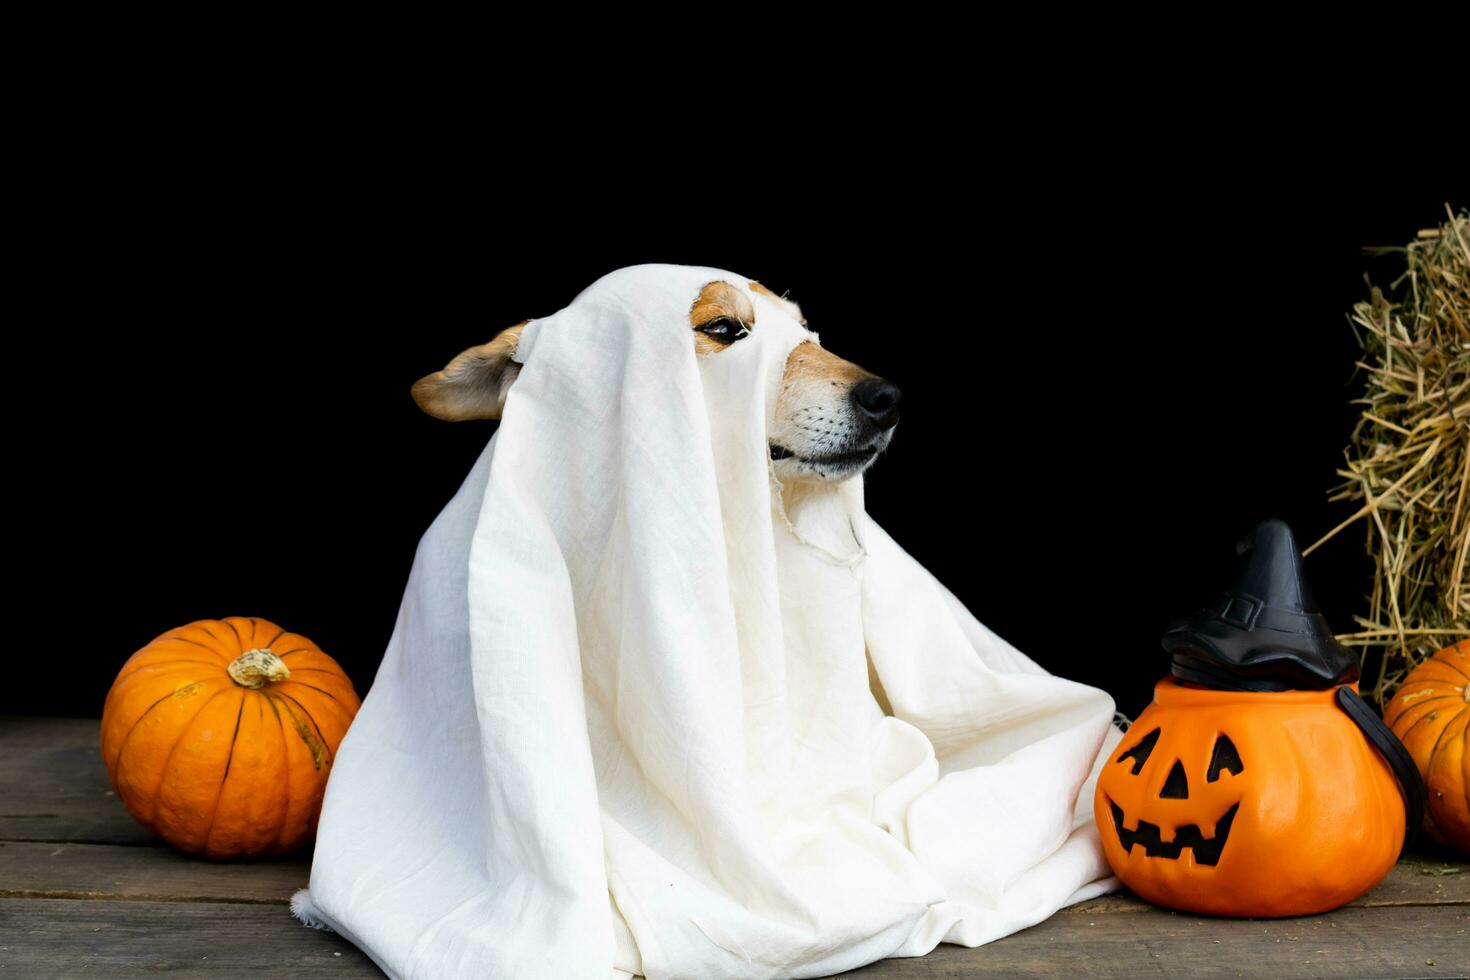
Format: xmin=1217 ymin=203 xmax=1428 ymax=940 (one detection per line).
xmin=411 ymin=321 xmax=528 ymax=421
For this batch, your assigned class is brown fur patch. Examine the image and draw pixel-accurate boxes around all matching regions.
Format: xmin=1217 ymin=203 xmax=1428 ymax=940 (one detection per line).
xmin=690 ymin=280 xmax=757 ymax=356
xmin=748 ymin=280 xmax=808 ymax=326
xmin=410 ymin=320 xmax=528 ymax=421
xmin=780 ymin=339 xmax=877 ymax=387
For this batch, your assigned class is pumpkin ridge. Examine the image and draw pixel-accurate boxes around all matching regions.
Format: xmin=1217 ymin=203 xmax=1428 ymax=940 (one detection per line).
xmin=111 ymin=659 xmax=221 ymax=689
xmin=246 ymin=620 xmax=292 ymax=658
xmin=1458 ymin=714 xmax=1469 ymax=822
xmin=271 ymin=690 xmax=333 ymax=769
xmin=1410 ymin=671 xmax=1466 ymax=692
xmin=1384 ymin=692 xmax=1464 ymax=728
xmin=1390 ymin=678 xmax=1461 ymax=689
xmin=145 ymin=685 xmax=235 ymax=827
xmin=286 ymin=681 xmax=350 ymax=706
xmin=1397 ymin=702 xmax=1460 ymax=743
xmin=280 ymin=683 xmax=357 ymax=733
xmin=264 ymin=691 xmax=294 ymax=853
xmin=1436 ymin=650 xmax=1470 ymax=685
xmin=220 ymin=618 xmax=246 ymax=652
xmin=260 ymin=622 xmax=288 ymax=652
xmin=1391 ymin=679 xmax=1462 ymax=695
xmin=202 ymin=692 xmax=248 ymax=856
xmin=154 ymin=633 xmax=232 ymax=663
xmin=1433 ymin=706 xmax=1470 ymax=827
xmin=229 ymin=616 xmax=270 ymax=652
xmin=113 ymin=681 xmax=206 ymax=779
xmin=106 ymin=664 xmax=206 ymax=709
xmin=1423 ymin=705 xmax=1463 ymax=839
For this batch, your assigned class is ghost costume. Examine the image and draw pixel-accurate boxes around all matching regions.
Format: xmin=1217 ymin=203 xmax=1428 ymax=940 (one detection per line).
xmin=289 ymin=263 xmax=1129 ymax=979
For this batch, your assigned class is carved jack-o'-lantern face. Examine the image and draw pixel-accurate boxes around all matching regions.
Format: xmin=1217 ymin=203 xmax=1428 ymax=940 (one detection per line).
xmin=1094 ymin=676 xmax=1406 ymax=918
xmin=1105 ymin=724 xmax=1245 ymax=866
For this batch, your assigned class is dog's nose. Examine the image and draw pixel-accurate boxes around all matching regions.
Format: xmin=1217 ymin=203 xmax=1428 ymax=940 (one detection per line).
xmin=851 ymin=377 xmax=902 ymax=430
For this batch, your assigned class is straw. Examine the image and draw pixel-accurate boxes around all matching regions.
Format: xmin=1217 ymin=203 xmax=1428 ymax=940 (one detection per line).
xmin=1303 ymin=202 xmax=1470 ymax=709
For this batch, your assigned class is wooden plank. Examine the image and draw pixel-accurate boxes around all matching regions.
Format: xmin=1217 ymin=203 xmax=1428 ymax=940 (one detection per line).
xmin=832 ymin=904 xmax=1470 ymax=979
xmin=2 ymin=897 xmax=1465 ymax=980
xmin=0 ymin=897 xmax=382 ymax=977
xmin=0 ymin=840 xmax=309 ymax=904
xmin=1343 ymin=846 xmax=1470 ymax=908
xmin=0 ymin=715 xmax=160 ymax=845
xmin=9 ymin=716 xmax=1465 ymax=906
xmin=5 ymin=714 xmax=1469 ymax=980
xmin=1065 ymin=845 xmax=1470 ymax=914
xmin=6 ymin=835 xmax=1458 ymax=911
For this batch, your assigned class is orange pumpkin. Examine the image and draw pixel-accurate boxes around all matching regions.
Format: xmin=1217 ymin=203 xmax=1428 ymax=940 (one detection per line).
xmin=1383 ymin=638 xmax=1470 ymax=855
xmin=99 ymin=617 xmax=360 ymax=859
xmin=1094 ymin=675 xmax=1404 ymax=917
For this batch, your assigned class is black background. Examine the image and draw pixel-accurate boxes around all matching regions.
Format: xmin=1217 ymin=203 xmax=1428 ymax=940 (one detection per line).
xmin=11 ymin=125 xmax=1463 ymax=725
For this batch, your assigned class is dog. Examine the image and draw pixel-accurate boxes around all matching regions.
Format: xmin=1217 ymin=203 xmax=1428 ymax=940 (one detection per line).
xmin=408 ymin=276 xmax=903 ymax=715
xmin=409 ymin=279 xmax=902 ymax=485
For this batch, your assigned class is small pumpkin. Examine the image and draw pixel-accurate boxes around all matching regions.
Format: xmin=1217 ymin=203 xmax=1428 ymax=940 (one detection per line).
xmin=99 ymin=617 xmax=360 ymax=859
xmin=1383 ymin=638 xmax=1470 ymax=855
xmin=1094 ymin=675 xmax=1404 ymax=917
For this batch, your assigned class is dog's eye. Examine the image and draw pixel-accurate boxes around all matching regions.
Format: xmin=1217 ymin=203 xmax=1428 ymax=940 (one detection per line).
xmin=696 ymin=317 xmax=749 ymax=343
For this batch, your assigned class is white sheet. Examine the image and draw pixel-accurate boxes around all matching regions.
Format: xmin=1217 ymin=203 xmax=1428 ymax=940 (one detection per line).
xmin=289 ymin=263 xmax=1129 ymax=979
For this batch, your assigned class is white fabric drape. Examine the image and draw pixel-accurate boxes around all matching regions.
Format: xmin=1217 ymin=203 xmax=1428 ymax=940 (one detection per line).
xmin=290 ymin=263 xmax=1127 ymax=979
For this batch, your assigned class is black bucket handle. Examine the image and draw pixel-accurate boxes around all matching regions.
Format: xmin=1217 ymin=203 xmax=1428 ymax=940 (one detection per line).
xmin=1335 ymin=685 xmax=1426 ymax=857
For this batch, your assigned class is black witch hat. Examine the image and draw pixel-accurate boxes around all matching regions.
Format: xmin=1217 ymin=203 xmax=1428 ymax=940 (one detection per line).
xmin=1161 ymin=518 xmax=1359 ymax=692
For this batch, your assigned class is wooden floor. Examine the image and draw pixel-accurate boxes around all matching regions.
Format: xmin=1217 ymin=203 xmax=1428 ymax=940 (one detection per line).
xmin=3 ymin=715 xmax=1467 ymax=979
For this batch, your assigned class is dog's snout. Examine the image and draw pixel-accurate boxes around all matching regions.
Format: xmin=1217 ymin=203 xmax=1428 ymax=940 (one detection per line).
xmin=851 ymin=377 xmax=901 ymax=430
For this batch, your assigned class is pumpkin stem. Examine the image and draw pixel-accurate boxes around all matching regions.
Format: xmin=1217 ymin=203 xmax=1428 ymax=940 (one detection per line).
xmin=227 ymin=648 xmax=292 ymax=689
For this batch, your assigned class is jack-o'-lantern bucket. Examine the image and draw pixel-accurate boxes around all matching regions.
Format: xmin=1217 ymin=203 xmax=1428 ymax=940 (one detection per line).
xmin=1095 ymin=519 xmax=1426 ymax=918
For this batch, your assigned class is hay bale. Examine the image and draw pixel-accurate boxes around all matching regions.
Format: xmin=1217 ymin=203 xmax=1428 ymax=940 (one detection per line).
xmin=1304 ymin=202 xmax=1469 ymax=710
